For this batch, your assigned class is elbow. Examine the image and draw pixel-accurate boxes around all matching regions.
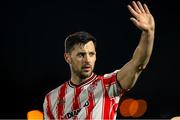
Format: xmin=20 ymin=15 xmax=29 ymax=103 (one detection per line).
xmin=135 ymin=56 xmax=150 ymax=71
xmin=138 ymin=64 xmax=146 ymax=71
xmin=139 ymin=57 xmax=151 ymax=70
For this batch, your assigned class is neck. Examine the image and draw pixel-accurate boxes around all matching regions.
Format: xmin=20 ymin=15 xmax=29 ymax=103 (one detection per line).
xmin=70 ymin=73 xmax=93 ymax=85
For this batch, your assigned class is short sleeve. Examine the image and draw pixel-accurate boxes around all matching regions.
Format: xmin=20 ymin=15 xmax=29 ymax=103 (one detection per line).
xmin=103 ymin=70 xmax=127 ymax=97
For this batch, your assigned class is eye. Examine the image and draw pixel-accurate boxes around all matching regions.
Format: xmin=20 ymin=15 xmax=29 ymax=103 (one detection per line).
xmin=77 ymin=53 xmax=85 ymax=57
xmin=89 ymin=52 xmax=95 ymax=57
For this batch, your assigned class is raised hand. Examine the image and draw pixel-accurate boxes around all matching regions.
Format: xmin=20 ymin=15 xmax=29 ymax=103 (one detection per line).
xmin=128 ymin=1 xmax=155 ymax=32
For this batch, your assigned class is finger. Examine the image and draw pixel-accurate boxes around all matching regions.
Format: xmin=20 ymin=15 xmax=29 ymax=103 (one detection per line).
xmin=127 ymin=5 xmax=138 ymax=17
xmin=132 ymin=1 xmax=141 ymax=14
xmin=143 ymin=4 xmax=150 ymax=14
xmin=130 ymin=17 xmax=142 ymax=29
xmin=137 ymin=1 xmax=145 ymax=13
xmin=130 ymin=17 xmax=139 ymax=26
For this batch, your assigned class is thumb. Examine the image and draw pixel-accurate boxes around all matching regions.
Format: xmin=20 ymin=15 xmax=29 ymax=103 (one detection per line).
xmin=130 ymin=17 xmax=139 ymax=27
xmin=130 ymin=17 xmax=144 ymax=31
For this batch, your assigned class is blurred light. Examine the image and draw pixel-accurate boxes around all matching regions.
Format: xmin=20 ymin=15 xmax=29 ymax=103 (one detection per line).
xmin=129 ymin=99 xmax=139 ymax=116
xmin=27 ymin=110 xmax=43 ymax=120
xmin=119 ymin=98 xmax=147 ymax=118
xmin=119 ymin=98 xmax=135 ymax=117
xmin=131 ymin=99 xmax=147 ymax=118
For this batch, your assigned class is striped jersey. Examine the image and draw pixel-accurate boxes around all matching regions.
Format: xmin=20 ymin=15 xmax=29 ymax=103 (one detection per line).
xmin=43 ymin=70 xmax=126 ymax=119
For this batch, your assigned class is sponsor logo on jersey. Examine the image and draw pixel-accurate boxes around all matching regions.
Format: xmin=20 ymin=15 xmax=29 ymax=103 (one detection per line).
xmin=64 ymin=101 xmax=89 ymax=119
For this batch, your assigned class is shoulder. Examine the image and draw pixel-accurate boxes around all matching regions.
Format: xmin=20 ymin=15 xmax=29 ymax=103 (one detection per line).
xmin=102 ymin=70 xmax=120 ymax=79
xmin=45 ymin=82 xmax=68 ymax=99
xmin=104 ymin=70 xmax=119 ymax=78
xmin=94 ymin=70 xmax=119 ymax=85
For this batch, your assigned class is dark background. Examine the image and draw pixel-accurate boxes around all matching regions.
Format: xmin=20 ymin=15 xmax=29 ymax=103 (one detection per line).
xmin=1 ymin=0 xmax=180 ymax=119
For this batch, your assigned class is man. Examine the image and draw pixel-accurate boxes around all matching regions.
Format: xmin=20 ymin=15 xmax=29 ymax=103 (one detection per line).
xmin=43 ymin=1 xmax=155 ymax=119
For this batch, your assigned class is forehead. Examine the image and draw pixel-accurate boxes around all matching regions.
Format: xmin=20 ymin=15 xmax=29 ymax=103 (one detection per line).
xmin=71 ymin=41 xmax=96 ymax=53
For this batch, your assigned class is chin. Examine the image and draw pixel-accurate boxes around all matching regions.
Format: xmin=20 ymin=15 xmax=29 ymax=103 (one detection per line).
xmin=80 ymin=72 xmax=92 ymax=79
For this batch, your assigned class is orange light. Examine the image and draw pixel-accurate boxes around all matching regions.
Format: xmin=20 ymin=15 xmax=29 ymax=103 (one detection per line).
xmin=131 ymin=99 xmax=147 ymax=118
xmin=119 ymin=98 xmax=148 ymax=118
xmin=129 ymin=99 xmax=139 ymax=116
xmin=27 ymin=110 xmax=43 ymax=120
xmin=119 ymin=98 xmax=135 ymax=117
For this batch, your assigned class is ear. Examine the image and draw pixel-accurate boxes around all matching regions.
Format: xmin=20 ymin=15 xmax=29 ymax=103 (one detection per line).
xmin=64 ymin=53 xmax=71 ymax=64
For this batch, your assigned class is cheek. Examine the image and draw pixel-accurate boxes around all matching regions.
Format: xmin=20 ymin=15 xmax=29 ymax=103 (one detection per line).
xmin=91 ymin=58 xmax=96 ymax=65
xmin=72 ymin=58 xmax=82 ymax=67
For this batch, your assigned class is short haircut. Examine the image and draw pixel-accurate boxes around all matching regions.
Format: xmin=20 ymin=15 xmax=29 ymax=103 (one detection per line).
xmin=64 ymin=31 xmax=96 ymax=53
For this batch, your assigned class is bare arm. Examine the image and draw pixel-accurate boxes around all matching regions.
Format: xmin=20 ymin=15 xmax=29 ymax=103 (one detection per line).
xmin=117 ymin=1 xmax=155 ymax=89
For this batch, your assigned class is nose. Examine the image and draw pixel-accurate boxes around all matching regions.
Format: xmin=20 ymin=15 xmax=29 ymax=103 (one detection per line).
xmin=84 ymin=54 xmax=90 ymax=63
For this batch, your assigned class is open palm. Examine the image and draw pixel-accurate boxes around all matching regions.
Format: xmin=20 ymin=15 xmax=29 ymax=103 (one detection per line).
xmin=128 ymin=1 xmax=155 ymax=32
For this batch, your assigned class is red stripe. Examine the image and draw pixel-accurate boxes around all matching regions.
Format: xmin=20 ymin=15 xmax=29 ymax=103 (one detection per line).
xmin=72 ymin=87 xmax=81 ymax=119
xmin=110 ymin=99 xmax=118 ymax=119
xmin=72 ymin=87 xmax=81 ymax=109
xmin=103 ymin=91 xmax=111 ymax=119
xmin=101 ymin=78 xmax=111 ymax=119
xmin=46 ymin=94 xmax=54 ymax=119
xmin=103 ymin=73 xmax=116 ymax=86
xmin=57 ymin=83 xmax=67 ymax=119
xmin=86 ymin=89 xmax=95 ymax=119
xmin=102 ymin=74 xmax=120 ymax=119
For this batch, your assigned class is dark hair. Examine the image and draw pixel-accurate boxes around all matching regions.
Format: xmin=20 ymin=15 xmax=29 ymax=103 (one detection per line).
xmin=65 ymin=31 xmax=96 ymax=53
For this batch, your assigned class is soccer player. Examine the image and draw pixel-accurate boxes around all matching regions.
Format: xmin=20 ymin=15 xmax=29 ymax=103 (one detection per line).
xmin=43 ymin=1 xmax=155 ymax=119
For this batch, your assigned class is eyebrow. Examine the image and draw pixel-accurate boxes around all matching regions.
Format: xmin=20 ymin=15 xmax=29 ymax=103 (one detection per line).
xmin=77 ymin=51 xmax=96 ymax=55
xmin=77 ymin=52 xmax=86 ymax=55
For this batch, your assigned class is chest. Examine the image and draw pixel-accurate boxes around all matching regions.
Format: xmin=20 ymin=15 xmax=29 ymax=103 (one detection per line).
xmin=67 ymin=80 xmax=103 ymax=106
xmin=57 ymin=80 xmax=103 ymax=117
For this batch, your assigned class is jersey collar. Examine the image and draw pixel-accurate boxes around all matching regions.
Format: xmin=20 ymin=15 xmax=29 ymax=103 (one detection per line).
xmin=68 ymin=73 xmax=97 ymax=88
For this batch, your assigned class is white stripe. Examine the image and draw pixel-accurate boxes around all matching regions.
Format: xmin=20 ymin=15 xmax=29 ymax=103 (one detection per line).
xmin=108 ymin=83 xmax=120 ymax=97
xmin=91 ymin=80 xmax=103 ymax=119
xmin=77 ymin=84 xmax=89 ymax=118
xmin=43 ymin=97 xmax=48 ymax=119
xmin=64 ymin=86 xmax=74 ymax=116
xmin=49 ymin=86 xmax=60 ymax=118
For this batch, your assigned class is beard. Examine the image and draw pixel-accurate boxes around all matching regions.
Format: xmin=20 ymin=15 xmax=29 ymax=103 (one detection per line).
xmin=72 ymin=65 xmax=93 ymax=79
xmin=79 ymin=71 xmax=92 ymax=79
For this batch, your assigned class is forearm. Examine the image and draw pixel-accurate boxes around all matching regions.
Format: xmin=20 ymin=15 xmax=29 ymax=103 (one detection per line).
xmin=132 ymin=29 xmax=155 ymax=69
xmin=116 ymin=30 xmax=154 ymax=89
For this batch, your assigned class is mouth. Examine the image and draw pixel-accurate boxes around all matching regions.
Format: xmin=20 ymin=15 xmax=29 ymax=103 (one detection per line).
xmin=82 ymin=65 xmax=91 ymax=71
